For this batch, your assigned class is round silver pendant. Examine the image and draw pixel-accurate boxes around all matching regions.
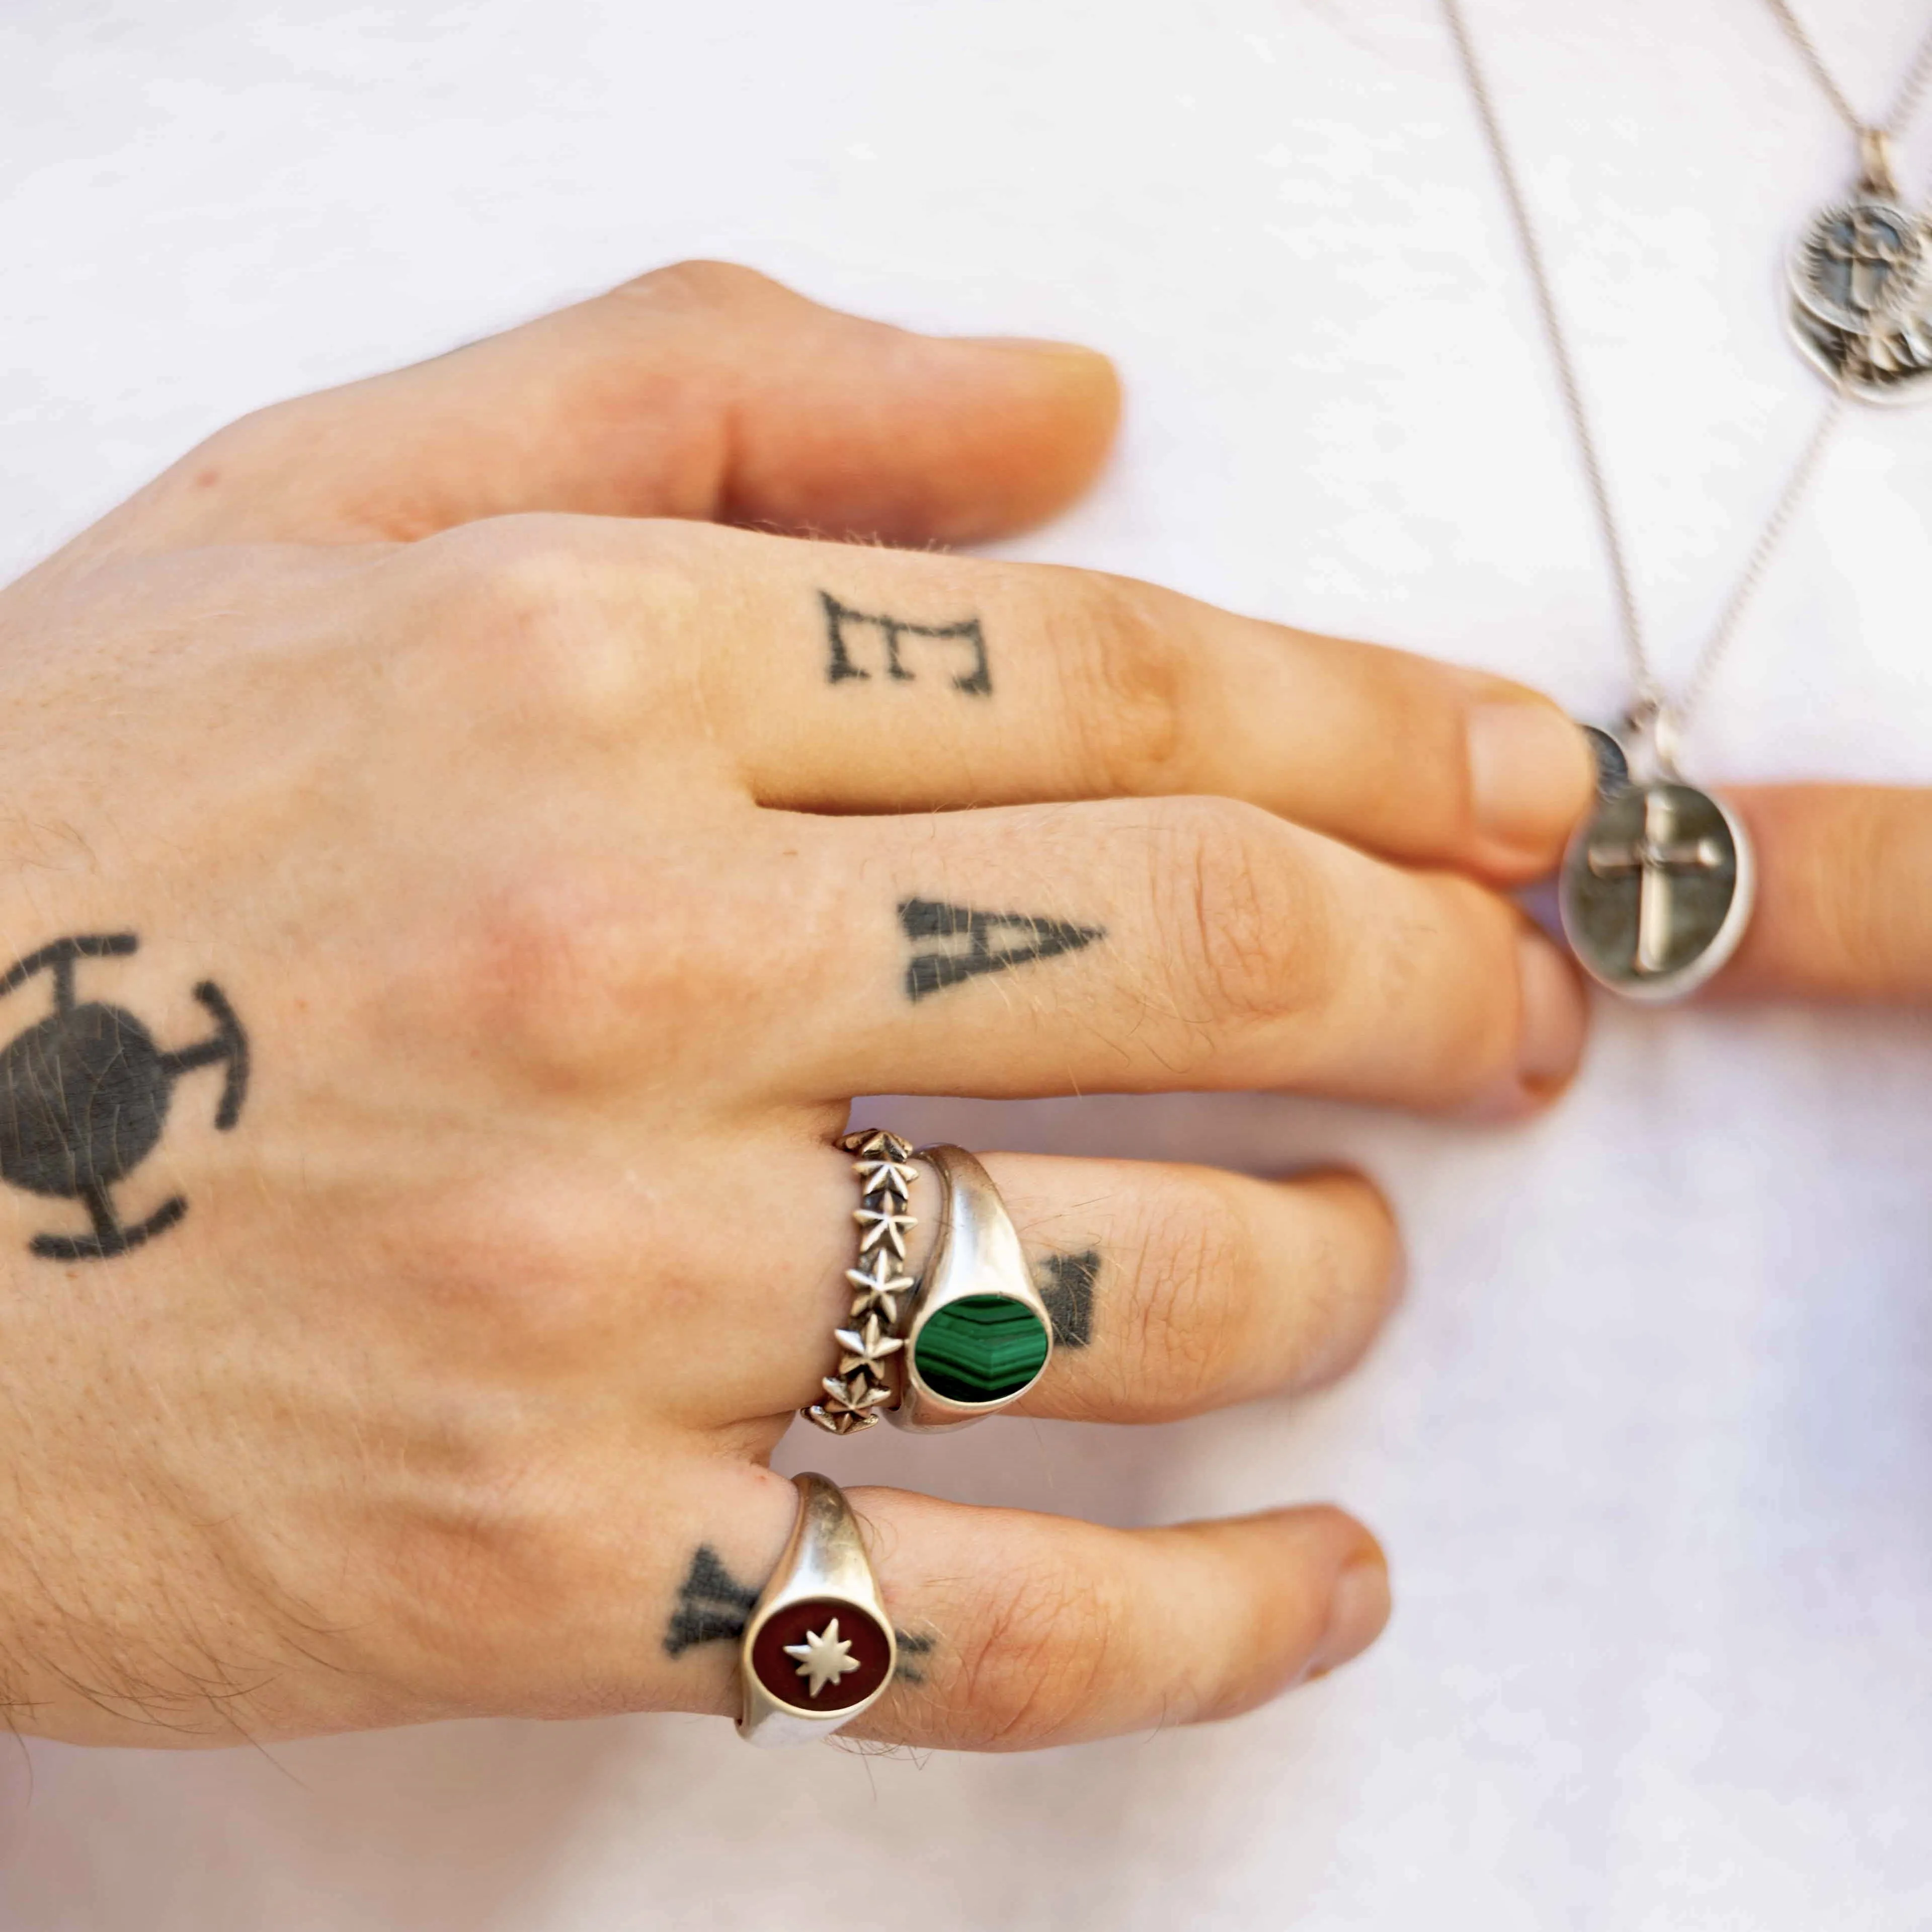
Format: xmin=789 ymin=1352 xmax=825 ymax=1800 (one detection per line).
xmin=1789 ymin=199 xmax=1928 ymax=334
xmin=1787 ymin=293 xmax=1932 ymax=406
xmin=1559 ymin=780 xmax=1754 ymax=1003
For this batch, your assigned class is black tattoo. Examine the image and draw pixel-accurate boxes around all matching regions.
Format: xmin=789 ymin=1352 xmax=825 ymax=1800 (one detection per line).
xmin=664 ymin=1545 xmax=939 ymax=1683
xmin=664 ymin=1545 xmax=762 ymax=1657
xmin=899 ymin=898 xmax=1105 ymax=1003
xmin=0 ymin=934 xmax=248 ymax=1261
xmin=1037 ymin=1250 xmax=1099 ymax=1349
xmin=893 ymin=1629 xmax=936 ymax=1686
xmin=821 ymin=591 xmax=991 ymax=696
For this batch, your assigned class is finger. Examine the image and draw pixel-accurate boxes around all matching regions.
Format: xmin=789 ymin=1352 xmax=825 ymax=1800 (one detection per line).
xmin=1722 ymin=784 xmax=1932 ymax=1004
xmin=713 ymin=1151 xmax=1399 ymax=1429
xmin=762 ymin=794 xmax=1588 ymax=1115
xmin=642 ymin=1475 xmax=1388 ymax=1750
xmin=91 ymin=262 xmax=1119 ymax=557
xmin=690 ymin=525 xmax=1594 ymax=879
xmin=848 ymin=1491 xmax=1388 ymax=1750
xmin=384 ymin=1437 xmax=1383 ymax=1748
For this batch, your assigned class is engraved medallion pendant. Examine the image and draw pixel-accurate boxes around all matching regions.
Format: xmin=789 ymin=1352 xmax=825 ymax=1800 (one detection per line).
xmin=1559 ymin=781 xmax=1755 ymax=1002
xmin=1786 ymin=138 xmax=1932 ymax=406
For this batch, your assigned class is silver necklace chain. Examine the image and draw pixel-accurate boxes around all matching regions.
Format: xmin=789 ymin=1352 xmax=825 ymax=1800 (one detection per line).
xmin=1761 ymin=0 xmax=1932 ymax=141
xmin=1438 ymin=1 xmax=1932 ymax=748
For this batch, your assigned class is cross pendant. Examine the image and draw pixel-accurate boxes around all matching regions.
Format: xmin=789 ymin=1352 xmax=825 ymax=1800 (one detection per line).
xmin=1586 ymin=788 xmax=1725 ymax=976
xmin=1825 ymin=206 xmax=1904 ymax=314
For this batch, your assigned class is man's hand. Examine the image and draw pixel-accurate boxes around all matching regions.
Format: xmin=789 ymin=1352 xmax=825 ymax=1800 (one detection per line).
xmin=0 ymin=263 xmax=1593 ymax=1750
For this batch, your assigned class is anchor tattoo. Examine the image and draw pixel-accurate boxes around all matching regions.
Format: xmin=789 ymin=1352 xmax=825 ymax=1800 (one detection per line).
xmin=0 ymin=933 xmax=249 ymax=1260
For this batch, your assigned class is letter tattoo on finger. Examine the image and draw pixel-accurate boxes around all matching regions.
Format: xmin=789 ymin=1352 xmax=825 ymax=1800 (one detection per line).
xmin=899 ymin=899 xmax=1105 ymax=1002
xmin=1036 ymin=1250 xmax=1099 ymax=1348
xmin=821 ymin=592 xmax=991 ymax=696
xmin=0 ymin=934 xmax=249 ymax=1260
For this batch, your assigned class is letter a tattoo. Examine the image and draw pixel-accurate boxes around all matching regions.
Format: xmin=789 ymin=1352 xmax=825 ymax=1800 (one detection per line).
xmin=899 ymin=899 xmax=1105 ymax=1002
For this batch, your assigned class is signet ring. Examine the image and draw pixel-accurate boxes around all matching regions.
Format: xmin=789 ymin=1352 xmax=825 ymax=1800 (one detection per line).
xmin=738 ymin=1472 xmax=897 ymax=1747
xmin=890 ymin=1144 xmax=1054 ymax=1433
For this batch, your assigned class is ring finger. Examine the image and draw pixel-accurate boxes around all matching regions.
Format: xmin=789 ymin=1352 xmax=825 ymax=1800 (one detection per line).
xmin=703 ymin=1141 xmax=1400 ymax=1430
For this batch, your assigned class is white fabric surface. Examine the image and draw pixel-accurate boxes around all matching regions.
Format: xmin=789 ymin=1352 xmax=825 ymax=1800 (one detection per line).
xmin=2 ymin=1 xmax=1929 ymax=1925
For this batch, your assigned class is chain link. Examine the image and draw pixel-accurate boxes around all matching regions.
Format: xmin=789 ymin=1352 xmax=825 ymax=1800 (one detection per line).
xmin=1439 ymin=0 xmax=1867 ymax=741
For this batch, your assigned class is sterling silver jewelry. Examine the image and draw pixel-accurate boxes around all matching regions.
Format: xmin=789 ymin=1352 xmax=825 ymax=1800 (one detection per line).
xmin=738 ymin=1472 xmax=897 ymax=1748
xmin=890 ymin=1144 xmax=1053 ymax=1432
xmin=803 ymin=1127 xmax=915 ymax=1435
xmin=1440 ymin=0 xmax=1889 ymax=999
xmin=1766 ymin=2 xmax=1932 ymax=403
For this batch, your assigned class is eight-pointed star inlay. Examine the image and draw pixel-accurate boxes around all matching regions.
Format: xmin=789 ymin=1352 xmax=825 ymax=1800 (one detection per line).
xmin=783 ymin=1618 xmax=861 ymax=1698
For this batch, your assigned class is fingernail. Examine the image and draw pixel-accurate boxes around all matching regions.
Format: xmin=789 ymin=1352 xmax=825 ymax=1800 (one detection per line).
xmin=1466 ymin=699 xmax=1593 ymax=862
xmin=1516 ymin=930 xmax=1588 ymax=1095
xmin=1307 ymin=1553 xmax=1392 ymax=1680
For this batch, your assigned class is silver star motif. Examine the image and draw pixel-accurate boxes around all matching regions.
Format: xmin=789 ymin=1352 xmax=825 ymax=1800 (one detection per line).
xmin=853 ymin=1157 xmax=918 ymax=1199
xmin=822 ymin=1373 xmax=894 ymax=1412
xmin=855 ymin=1205 xmax=916 ymax=1258
xmin=846 ymin=1252 xmax=915 ymax=1323
xmin=840 ymin=1129 xmax=912 ymax=1160
xmin=836 ymin=1314 xmax=906 ymax=1375
xmin=783 ymin=1618 xmax=861 ymax=1698
xmin=807 ymin=1403 xmax=877 ymax=1435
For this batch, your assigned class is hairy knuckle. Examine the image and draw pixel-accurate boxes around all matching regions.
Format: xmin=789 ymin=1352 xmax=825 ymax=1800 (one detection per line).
xmin=1060 ymin=572 xmax=1192 ymax=794
xmin=956 ymin=1562 xmax=1120 ymax=1748
xmin=1130 ymin=1181 xmax=1254 ymax=1413
xmin=1160 ymin=799 xmax=1331 ymax=1025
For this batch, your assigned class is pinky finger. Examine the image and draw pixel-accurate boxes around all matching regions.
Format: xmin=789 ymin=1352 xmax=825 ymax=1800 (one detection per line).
xmin=1724 ymin=784 xmax=1932 ymax=1005
xmin=848 ymin=1490 xmax=1389 ymax=1752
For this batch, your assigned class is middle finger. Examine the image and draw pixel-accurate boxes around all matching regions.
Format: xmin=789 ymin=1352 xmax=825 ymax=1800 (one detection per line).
xmin=767 ymin=792 xmax=1586 ymax=1115
xmin=679 ymin=522 xmax=1593 ymax=881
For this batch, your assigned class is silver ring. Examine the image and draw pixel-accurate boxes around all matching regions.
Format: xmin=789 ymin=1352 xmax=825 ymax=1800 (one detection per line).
xmin=890 ymin=1144 xmax=1054 ymax=1432
xmin=805 ymin=1128 xmax=917 ymax=1435
xmin=738 ymin=1472 xmax=896 ymax=1748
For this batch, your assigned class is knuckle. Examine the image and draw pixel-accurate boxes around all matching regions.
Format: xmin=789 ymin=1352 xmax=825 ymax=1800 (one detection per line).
xmin=952 ymin=1559 xmax=1121 ymax=1749
xmin=612 ymin=258 xmax=788 ymax=318
xmin=445 ymin=863 xmax=644 ymax=1087
xmin=1125 ymin=1177 xmax=1257 ymax=1415
xmin=1058 ymin=572 xmax=1192 ymax=794
xmin=404 ymin=516 xmax=696 ymax=731
xmin=1157 ymin=798 xmax=1336 ymax=1026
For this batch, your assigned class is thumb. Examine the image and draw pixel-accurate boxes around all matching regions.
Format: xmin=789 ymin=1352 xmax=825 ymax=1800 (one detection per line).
xmin=90 ymin=261 xmax=1121 ymax=558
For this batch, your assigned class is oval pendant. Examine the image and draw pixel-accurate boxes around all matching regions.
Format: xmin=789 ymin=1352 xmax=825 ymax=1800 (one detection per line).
xmin=1559 ymin=780 xmax=1755 ymax=1002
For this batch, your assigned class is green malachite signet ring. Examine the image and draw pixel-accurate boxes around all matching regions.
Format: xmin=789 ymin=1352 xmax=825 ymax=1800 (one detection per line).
xmin=891 ymin=1143 xmax=1054 ymax=1432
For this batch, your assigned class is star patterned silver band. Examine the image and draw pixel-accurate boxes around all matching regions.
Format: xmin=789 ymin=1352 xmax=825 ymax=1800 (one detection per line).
xmin=738 ymin=1472 xmax=897 ymax=1748
xmin=804 ymin=1128 xmax=917 ymax=1435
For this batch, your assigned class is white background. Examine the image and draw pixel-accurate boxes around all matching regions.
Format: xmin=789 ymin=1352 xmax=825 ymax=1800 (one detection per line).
xmin=2 ymin=1 xmax=1929 ymax=1926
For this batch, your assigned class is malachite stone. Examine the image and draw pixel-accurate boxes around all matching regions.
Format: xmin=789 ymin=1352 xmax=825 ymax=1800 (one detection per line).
xmin=913 ymin=1294 xmax=1050 ymax=1404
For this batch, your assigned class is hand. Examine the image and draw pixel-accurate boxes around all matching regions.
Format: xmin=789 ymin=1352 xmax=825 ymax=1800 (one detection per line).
xmin=1722 ymin=787 xmax=1932 ymax=1006
xmin=0 ymin=263 xmax=1593 ymax=1751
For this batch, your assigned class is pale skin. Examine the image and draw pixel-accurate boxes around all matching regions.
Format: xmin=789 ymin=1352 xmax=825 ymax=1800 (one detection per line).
xmin=0 ymin=262 xmax=1904 ymax=1757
